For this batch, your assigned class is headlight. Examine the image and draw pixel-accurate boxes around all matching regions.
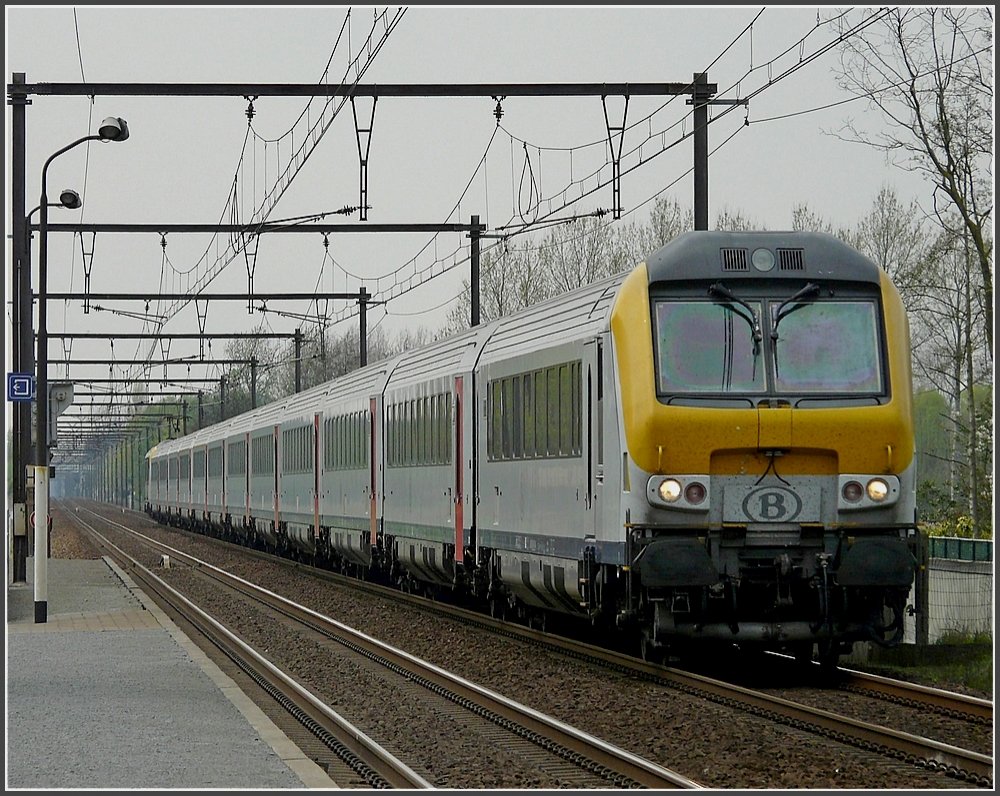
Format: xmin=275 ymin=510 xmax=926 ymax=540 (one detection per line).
xmin=838 ymin=474 xmax=900 ymax=511
xmin=658 ymin=479 xmax=682 ymax=503
xmin=647 ymin=475 xmax=710 ymax=511
xmin=867 ymin=478 xmax=890 ymax=502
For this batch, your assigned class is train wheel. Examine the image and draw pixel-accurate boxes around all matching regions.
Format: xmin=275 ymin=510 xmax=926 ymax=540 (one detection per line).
xmin=489 ymin=596 xmax=506 ymax=620
xmin=817 ymin=640 xmax=840 ymax=671
xmin=640 ymin=632 xmax=665 ymax=665
xmin=791 ymin=642 xmax=814 ymax=666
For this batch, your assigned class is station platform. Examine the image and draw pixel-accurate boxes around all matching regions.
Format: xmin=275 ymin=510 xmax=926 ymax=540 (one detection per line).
xmin=6 ymin=555 xmax=337 ymax=789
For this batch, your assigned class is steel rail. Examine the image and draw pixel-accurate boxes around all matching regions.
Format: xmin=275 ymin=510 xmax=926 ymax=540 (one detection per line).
xmin=77 ymin=501 xmax=994 ymax=788
xmin=77 ymin=503 xmax=702 ymax=790
xmin=64 ymin=508 xmax=433 ymax=789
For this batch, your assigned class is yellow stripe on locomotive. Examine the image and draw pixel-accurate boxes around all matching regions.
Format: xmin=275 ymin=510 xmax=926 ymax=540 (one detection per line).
xmin=612 ymin=264 xmax=915 ymax=481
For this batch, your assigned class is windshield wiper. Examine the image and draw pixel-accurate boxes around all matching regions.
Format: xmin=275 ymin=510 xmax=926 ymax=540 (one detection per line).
xmin=770 ymin=282 xmax=821 ymax=340
xmin=708 ymin=282 xmax=762 ymax=354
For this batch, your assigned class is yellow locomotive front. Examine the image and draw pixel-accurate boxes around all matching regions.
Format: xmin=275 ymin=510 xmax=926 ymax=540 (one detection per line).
xmin=611 ymin=231 xmax=917 ymax=664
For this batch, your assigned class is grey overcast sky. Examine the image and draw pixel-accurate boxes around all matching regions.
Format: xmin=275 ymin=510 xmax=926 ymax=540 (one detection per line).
xmin=6 ymin=5 xmax=932 ymax=383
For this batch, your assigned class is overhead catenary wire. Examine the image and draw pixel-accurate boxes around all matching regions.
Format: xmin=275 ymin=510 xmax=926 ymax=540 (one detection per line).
xmin=63 ymin=6 xmax=912 ymax=412
xmin=123 ymin=9 xmax=407 ymax=385
xmin=324 ymin=8 xmax=891 ymax=329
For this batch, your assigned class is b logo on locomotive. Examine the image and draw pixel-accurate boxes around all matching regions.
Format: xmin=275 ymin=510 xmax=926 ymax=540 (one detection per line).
xmin=741 ymin=486 xmax=803 ymax=522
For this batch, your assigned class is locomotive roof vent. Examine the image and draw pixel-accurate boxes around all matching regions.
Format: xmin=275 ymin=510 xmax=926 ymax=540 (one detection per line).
xmin=720 ymin=247 xmax=748 ymax=271
xmin=777 ymin=248 xmax=805 ymax=271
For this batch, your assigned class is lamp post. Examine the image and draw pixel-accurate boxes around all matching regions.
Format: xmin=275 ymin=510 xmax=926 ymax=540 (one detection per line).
xmin=11 ymin=189 xmax=83 ymax=586
xmin=34 ymin=116 xmax=129 ymax=623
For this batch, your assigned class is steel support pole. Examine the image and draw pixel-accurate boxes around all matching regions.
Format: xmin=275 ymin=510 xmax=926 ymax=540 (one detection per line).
xmin=251 ymin=359 xmax=258 ymax=409
xmin=693 ymin=72 xmax=709 ymax=231
xmin=294 ymin=329 xmax=302 ymax=392
xmin=10 ymin=72 xmax=29 ymax=584
xmin=359 ymin=291 xmax=368 ymax=368
xmin=470 ymin=215 xmax=480 ymax=327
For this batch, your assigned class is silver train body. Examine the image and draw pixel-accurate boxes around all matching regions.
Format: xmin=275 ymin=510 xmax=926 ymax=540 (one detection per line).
xmin=147 ymin=231 xmax=918 ymax=659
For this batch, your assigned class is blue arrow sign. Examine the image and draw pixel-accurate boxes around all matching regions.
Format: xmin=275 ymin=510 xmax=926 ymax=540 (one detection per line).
xmin=7 ymin=373 xmax=36 ymax=401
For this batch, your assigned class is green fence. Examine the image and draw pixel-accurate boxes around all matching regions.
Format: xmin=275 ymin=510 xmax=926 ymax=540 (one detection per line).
xmin=929 ymin=536 xmax=993 ymax=562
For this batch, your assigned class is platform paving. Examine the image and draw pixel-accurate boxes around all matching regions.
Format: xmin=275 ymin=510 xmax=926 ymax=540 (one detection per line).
xmin=6 ymin=555 xmax=338 ymax=789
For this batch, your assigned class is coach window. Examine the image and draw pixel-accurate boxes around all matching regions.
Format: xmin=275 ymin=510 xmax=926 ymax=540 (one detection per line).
xmin=402 ymin=401 xmax=410 ymax=465
xmin=511 ymin=375 xmax=523 ymax=459
xmin=382 ymin=411 xmax=389 ymax=467
xmin=488 ymin=382 xmax=498 ymax=460
xmin=416 ymin=397 xmax=425 ymax=464
xmin=426 ymin=397 xmax=435 ymax=464
xmin=559 ymin=364 xmax=573 ymax=455
xmin=501 ymin=377 xmax=514 ymax=459
xmin=547 ymin=368 xmax=560 ymax=456
xmin=522 ymin=373 xmax=535 ymax=458
xmin=396 ymin=404 xmax=402 ymax=466
xmin=346 ymin=413 xmax=354 ymax=468
xmin=209 ymin=447 xmax=222 ymax=479
xmin=534 ymin=370 xmax=547 ymax=456
xmin=442 ymin=393 xmax=451 ymax=463
xmin=398 ymin=402 xmax=407 ymax=465
xmin=363 ymin=411 xmax=371 ymax=467
xmin=429 ymin=397 xmax=436 ymax=463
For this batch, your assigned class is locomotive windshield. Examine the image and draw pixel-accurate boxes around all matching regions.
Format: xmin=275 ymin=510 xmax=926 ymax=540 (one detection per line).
xmin=654 ymin=301 xmax=766 ymax=393
xmin=770 ymin=300 xmax=882 ymax=393
xmin=653 ymin=297 xmax=884 ymax=396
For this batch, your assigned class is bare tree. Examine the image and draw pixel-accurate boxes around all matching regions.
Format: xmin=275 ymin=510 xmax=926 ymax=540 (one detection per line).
xmin=907 ymin=228 xmax=991 ymax=535
xmin=541 ymin=215 xmax=618 ymax=294
xmin=443 ymin=237 xmax=550 ymax=334
xmin=830 ymin=6 xmax=993 ymax=358
xmin=381 ymin=325 xmax=435 ymax=357
xmin=220 ymin=325 xmax=281 ymax=417
xmin=852 ymin=185 xmax=930 ymax=309
xmin=714 ymin=205 xmax=765 ymax=231
xmin=791 ymin=202 xmax=838 ymax=235
xmin=638 ymin=196 xmax=693 ymax=252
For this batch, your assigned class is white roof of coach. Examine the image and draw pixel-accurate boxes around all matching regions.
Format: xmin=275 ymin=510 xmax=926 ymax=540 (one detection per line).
xmin=477 ymin=271 xmax=626 ymax=364
xmin=386 ymin=324 xmax=495 ymax=389
xmin=320 ymin=353 xmax=402 ymax=408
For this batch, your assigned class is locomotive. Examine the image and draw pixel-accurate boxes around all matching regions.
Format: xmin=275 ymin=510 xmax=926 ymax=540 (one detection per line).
xmin=146 ymin=230 xmax=918 ymax=666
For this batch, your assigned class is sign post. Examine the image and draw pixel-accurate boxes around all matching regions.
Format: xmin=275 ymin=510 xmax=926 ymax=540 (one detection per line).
xmin=7 ymin=372 xmax=35 ymax=401
xmin=7 ymin=374 xmax=35 ymax=586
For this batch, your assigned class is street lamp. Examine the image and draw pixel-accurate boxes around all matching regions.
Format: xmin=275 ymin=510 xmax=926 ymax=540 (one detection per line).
xmin=34 ymin=116 xmax=129 ymax=624
xmin=28 ymin=189 xmax=83 ymax=219
xmin=10 ymin=188 xmax=84 ymax=586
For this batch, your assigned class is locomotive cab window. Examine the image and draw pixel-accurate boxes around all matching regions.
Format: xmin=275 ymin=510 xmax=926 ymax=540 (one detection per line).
xmin=653 ymin=295 xmax=886 ymax=398
xmin=654 ymin=301 xmax=766 ymax=394
xmin=770 ymin=300 xmax=883 ymax=394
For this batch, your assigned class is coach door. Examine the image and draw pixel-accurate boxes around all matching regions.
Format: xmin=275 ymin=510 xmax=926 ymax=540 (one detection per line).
xmin=272 ymin=425 xmax=280 ymax=529
xmin=369 ymin=397 xmax=378 ymax=546
xmin=453 ymin=376 xmax=465 ymax=571
xmin=313 ymin=413 xmax=321 ymax=541
xmin=584 ymin=339 xmax=603 ymax=539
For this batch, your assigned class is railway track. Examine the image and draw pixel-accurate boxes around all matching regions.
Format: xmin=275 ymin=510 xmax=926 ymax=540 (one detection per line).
xmin=61 ymin=506 xmax=431 ymax=789
xmin=834 ymin=666 xmax=993 ymax=726
xmin=66 ymin=503 xmax=700 ymax=789
xmin=69 ymin=501 xmax=992 ymax=788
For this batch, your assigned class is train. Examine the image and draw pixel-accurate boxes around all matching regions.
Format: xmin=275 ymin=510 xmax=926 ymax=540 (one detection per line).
xmin=145 ymin=229 xmax=919 ymax=666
